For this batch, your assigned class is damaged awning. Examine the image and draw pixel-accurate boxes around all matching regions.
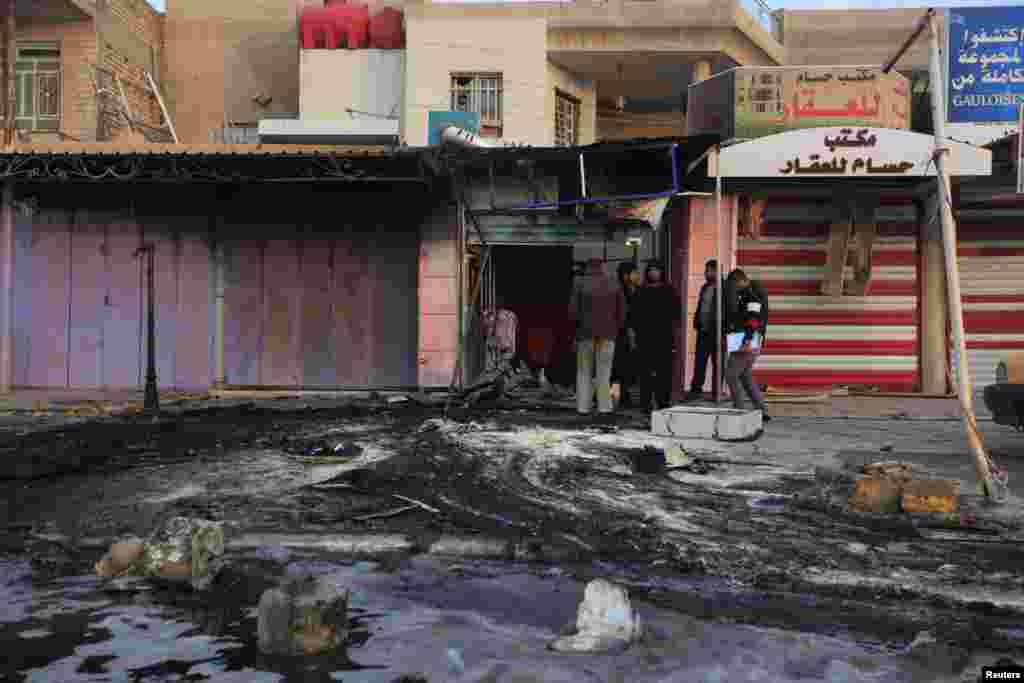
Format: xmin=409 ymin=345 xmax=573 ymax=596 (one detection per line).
xmin=447 ymin=135 xmax=721 ymax=224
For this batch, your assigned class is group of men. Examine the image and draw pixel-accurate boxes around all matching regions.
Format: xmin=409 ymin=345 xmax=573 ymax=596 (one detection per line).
xmin=567 ymin=257 xmax=769 ymax=422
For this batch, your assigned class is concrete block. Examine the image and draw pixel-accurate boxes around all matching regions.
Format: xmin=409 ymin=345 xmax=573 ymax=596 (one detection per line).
xmin=901 ymin=479 xmax=960 ymax=514
xmin=849 ymin=477 xmax=903 ymax=513
xmin=650 ymin=406 xmax=762 ymax=440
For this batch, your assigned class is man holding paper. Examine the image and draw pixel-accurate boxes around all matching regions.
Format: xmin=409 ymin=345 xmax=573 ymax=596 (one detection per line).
xmin=724 ymin=269 xmax=770 ymax=421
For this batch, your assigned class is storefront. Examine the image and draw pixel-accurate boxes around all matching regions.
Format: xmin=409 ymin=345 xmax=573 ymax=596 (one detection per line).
xmin=715 ymin=126 xmax=992 ymax=394
xmin=0 ymin=144 xmax=437 ymax=392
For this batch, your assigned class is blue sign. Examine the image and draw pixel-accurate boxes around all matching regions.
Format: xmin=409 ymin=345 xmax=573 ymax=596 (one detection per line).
xmin=948 ymin=6 xmax=1024 ymax=124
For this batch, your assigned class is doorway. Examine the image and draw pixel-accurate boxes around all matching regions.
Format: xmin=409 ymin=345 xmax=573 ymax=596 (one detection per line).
xmin=491 ymin=245 xmax=576 ymax=386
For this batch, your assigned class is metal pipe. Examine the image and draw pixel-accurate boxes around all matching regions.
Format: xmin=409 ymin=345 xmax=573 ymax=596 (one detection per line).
xmin=714 ymin=146 xmax=723 ymax=407
xmin=0 ymin=181 xmax=12 ymax=393
xmin=882 ymin=8 xmax=933 ymax=73
xmin=213 ymin=239 xmax=226 ymax=387
xmin=136 ymin=243 xmax=159 ymax=415
xmin=926 ymin=12 xmax=995 ymax=497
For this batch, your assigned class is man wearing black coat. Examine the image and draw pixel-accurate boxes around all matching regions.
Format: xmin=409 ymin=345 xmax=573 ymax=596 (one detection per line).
xmin=686 ymin=259 xmax=724 ymax=402
xmin=633 ymin=260 xmax=682 ymax=411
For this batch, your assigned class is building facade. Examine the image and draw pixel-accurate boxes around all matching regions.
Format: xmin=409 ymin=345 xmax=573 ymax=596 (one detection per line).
xmin=9 ymin=0 xmax=165 ymax=143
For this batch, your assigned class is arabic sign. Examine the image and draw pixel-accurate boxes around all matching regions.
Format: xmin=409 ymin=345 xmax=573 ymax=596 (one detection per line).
xmin=717 ymin=127 xmax=991 ymax=179
xmin=689 ymin=67 xmax=910 ymax=140
xmin=947 ymin=7 xmax=1024 ymax=124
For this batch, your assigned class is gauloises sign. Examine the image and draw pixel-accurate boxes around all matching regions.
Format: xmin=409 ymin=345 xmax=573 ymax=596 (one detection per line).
xmin=687 ymin=66 xmax=910 ymax=140
xmin=717 ymin=127 xmax=992 ymax=179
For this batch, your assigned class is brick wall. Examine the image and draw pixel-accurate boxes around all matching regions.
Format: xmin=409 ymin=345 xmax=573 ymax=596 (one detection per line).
xmin=97 ymin=0 xmax=166 ymax=140
xmin=418 ymin=202 xmax=460 ymax=388
xmin=18 ymin=18 xmax=98 ymax=142
xmin=403 ymin=10 xmax=549 ymax=146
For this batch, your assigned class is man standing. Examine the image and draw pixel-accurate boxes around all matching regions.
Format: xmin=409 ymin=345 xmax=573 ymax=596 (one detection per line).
xmin=634 ymin=260 xmax=682 ymax=412
xmin=569 ymin=258 xmax=626 ymax=419
xmin=724 ymin=268 xmax=771 ymax=421
xmin=686 ymin=259 xmax=723 ymax=402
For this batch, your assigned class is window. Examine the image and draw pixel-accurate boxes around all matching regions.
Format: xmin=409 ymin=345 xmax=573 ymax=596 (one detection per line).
xmin=554 ymin=90 xmax=579 ymax=147
xmin=16 ymin=43 xmax=61 ymax=132
xmin=451 ymin=73 xmax=502 ymax=134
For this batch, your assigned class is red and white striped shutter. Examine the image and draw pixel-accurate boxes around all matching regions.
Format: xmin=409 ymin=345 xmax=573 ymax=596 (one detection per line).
xmin=737 ymin=197 xmax=920 ymax=392
xmin=957 ymin=223 xmax=1024 ymax=390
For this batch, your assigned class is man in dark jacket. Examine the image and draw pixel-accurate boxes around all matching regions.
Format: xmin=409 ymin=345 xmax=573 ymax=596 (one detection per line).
xmin=725 ymin=269 xmax=770 ymax=420
xmin=686 ymin=259 xmax=724 ymax=402
xmin=633 ymin=260 xmax=682 ymax=411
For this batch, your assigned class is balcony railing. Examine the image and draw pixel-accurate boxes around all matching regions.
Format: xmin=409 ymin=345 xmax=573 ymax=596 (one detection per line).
xmin=739 ymin=0 xmax=782 ymax=43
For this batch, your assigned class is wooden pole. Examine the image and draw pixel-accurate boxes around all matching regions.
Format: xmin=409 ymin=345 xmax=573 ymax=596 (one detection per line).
xmin=4 ymin=0 xmax=14 ymax=146
xmin=926 ymin=12 xmax=996 ymax=497
xmin=146 ymin=71 xmax=178 ymax=143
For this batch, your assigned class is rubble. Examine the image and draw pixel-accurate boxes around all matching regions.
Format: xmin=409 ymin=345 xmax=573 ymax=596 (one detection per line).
xmin=94 ymin=517 xmax=226 ymax=591
xmin=257 ymin=574 xmax=350 ymax=656
xmin=549 ymin=579 xmax=643 ymax=654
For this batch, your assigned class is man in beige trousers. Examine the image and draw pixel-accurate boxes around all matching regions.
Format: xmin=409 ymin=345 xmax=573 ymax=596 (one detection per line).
xmin=569 ymin=258 xmax=626 ymax=420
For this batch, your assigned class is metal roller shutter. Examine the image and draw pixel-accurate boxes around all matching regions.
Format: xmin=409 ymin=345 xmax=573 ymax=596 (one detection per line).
xmin=737 ymin=199 xmax=920 ymax=392
xmin=957 ymin=227 xmax=1024 ymax=391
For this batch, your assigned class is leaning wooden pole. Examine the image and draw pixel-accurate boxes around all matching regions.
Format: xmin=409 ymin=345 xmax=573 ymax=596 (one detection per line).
xmin=3 ymin=0 xmax=13 ymax=146
xmin=925 ymin=11 xmax=996 ymax=497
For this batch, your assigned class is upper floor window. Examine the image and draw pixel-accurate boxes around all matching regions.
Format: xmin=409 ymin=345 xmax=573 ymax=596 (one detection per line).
xmin=451 ymin=73 xmax=502 ymax=135
xmin=16 ymin=43 xmax=61 ymax=132
xmin=554 ymin=90 xmax=579 ymax=147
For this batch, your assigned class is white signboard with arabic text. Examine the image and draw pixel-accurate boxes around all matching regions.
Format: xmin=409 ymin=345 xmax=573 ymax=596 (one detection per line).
xmin=717 ymin=127 xmax=991 ymax=178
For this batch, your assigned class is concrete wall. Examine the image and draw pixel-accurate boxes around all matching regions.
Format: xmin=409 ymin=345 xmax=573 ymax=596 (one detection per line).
xmin=781 ymin=9 xmax=940 ymax=70
xmin=17 ymin=18 xmax=99 ymax=142
xmin=164 ymin=0 xmax=303 ymax=143
xmin=403 ymin=9 xmax=548 ymax=146
xmin=597 ymin=107 xmax=685 ymax=141
xmin=546 ymin=61 xmax=596 ymax=146
xmin=418 ymin=201 xmax=460 ymax=388
xmin=300 ymin=49 xmax=404 ymax=121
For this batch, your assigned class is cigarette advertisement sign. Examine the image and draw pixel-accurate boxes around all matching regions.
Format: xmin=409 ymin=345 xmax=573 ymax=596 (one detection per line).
xmin=947 ymin=6 xmax=1024 ymax=124
xmin=688 ymin=67 xmax=910 ymax=140
xmin=718 ymin=127 xmax=991 ymax=178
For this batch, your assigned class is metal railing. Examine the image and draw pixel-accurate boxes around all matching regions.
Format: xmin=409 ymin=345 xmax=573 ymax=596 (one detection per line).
xmin=739 ymin=0 xmax=782 ymax=43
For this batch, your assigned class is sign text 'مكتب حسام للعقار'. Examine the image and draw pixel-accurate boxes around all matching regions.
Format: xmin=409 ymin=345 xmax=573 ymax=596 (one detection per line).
xmin=948 ymin=6 xmax=1024 ymax=124
xmin=778 ymin=128 xmax=914 ymax=176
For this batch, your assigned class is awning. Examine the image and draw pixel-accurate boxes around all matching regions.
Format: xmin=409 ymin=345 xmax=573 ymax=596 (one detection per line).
xmin=0 ymin=143 xmax=429 ymax=184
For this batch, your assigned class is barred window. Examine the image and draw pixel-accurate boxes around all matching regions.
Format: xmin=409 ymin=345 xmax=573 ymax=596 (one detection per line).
xmin=16 ymin=43 xmax=61 ymax=132
xmin=451 ymin=73 xmax=503 ymax=131
xmin=554 ymin=90 xmax=579 ymax=147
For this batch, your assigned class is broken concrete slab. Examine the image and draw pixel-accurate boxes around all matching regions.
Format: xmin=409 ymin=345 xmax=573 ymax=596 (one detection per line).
xmin=549 ymin=579 xmax=643 ymax=654
xmin=650 ymin=406 xmax=761 ymax=440
xmin=902 ymin=479 xmax=960 ymax=514
xmin=257 ymin=574 xmax=350 ymax=656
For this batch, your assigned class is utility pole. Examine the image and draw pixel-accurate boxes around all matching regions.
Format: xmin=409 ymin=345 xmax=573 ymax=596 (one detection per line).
xmin=883 ymin=8 xmax=997 ymax=497
xmin=136 ymin=244 xmax=159 ymax=415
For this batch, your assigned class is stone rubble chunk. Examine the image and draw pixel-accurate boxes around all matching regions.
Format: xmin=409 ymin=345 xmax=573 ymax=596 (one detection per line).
xmin=94 ymin=517 xmax=227 ymax=591
xmin=257 ymin=574 xmax=350 ymax=656
xmin=901 ymin=479 xmax=960 ymax=514
xmin=549 ymin=579 xmax=642 ymax=654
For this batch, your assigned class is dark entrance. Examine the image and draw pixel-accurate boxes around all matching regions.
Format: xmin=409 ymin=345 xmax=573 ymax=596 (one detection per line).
xmin=491 ymin=245 xmax=576 ymax=386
